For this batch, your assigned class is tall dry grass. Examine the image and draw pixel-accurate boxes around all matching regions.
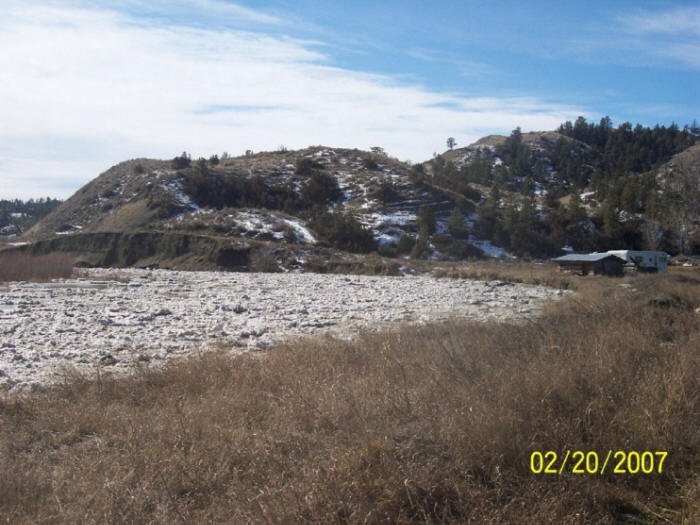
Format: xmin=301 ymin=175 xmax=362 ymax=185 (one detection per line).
xmin=0 ymin=273 xmax=698 ymax=523
xmin=0 ymin=250 xmax=74 ymax=282
xmin=428 ymin=260 xmax=578 ymax=289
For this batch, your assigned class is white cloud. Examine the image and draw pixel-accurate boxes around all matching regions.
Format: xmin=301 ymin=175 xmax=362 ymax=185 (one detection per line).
xmin=0 ymin=1 xmax=585 ymax=198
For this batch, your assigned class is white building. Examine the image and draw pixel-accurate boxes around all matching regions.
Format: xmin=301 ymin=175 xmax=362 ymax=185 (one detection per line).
xmin=604 ymin=250 xmax=670 ymax=272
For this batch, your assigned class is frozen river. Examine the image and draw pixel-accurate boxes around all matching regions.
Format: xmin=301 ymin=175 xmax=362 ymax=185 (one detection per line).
xmin=0 ymin=268 xmax=560 ymax=390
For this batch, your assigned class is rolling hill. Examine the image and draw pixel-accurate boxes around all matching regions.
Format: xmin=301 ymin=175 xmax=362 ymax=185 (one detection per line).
xmin=13 ymin=118 xmax=700 ymax=270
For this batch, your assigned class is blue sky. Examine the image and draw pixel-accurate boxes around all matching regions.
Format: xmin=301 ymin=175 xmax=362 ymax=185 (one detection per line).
xmin=1 ymin=0 xmax=699 ymax=198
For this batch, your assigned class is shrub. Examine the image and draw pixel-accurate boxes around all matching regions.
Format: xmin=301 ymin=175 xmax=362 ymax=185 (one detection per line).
xmin=171 ymin=152 xmax=191 ymax=169
xmin=195 ymin=157 xmax=209 ymax=176
xmin=309 ymin=208 xmax=376 ymax=253
xmin=283 ymin=227 xmax=297 ymax=243
xmin=182 ymin=171 xmax=274 ymax=210
xmin=377 ymin=244 xmax=398 ymax=257
xmin=457 ymin=182 xmax=481 ymax=202
xmin=183 ymin=171 xmax=230 ymax=209
xmin=370 ymin=180 xmax=400 ymax=204
xmin=396 ymin=233 xmax=416 ymax=255
xmin=411 ymin=235 xmax=431 ymax=258
xmin=301 ymin=172 xmax=342 ymax=207
xmin=249 ymin=249 xmax=280 ymax=272
xmin=295 ymin=157 xmax=322 ymax=176
xmin=432 ymin=236 xmax=482 ymax=259
xmin=0 ymin=251 xmax=74 ymax=282
xmin=362 ymin=155 xmax=379 ymax=170
xmin=239 ymin=175 xmax=269 ymax=208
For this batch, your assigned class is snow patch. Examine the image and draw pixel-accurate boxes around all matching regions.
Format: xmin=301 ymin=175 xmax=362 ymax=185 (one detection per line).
xmin=363 ymin=210 xmax=416 ymax=228
xmin=162 ymin=180 xmax=199 ymax=211
xmin=282 ymin=219 xmax=316 ymax=244
xmin=471 ymin=238 xmax=508 ymax=258
xmin=376 ymin=229 xmax=403 ymax=246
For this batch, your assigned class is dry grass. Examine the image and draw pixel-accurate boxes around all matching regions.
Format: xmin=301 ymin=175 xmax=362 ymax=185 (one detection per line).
xmin=0 ymin=250 xmax=74 ymax=282
xmin=303 ymin=256 xmax=581 ymax=288
xmin=427 ymin=260 xmax=578 ymax=289
xmin=0 ymin=273 xmax=698 ymax=523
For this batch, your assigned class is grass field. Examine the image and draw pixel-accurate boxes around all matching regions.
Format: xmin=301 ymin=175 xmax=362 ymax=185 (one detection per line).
xmin=0 ymin=251 xmax=74 ymax=282
xmin=0 ymin=269 xmax=698 ymax=523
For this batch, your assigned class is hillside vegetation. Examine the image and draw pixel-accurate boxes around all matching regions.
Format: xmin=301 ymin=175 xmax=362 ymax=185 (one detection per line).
xmin=432 ymin=118 xmax=699 ymax=257
xmin=1 ymin=270 xmax=698 ymax=523
xmin=13 ymin=119 xmax=700 ymax=271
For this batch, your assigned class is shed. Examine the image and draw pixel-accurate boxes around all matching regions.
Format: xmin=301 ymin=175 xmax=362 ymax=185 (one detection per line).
xmin=552 ymin=253 xmax=626 ymax=276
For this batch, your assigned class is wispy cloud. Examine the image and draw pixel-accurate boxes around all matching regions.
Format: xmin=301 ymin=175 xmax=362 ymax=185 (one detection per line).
xmin=405 ymin=47 xmax=498 ymax=78
xmin=0 ymin=1 xmax=585 ymax=198
xmin=564 ymin=5 xmax=700 ymax=70
xmin=620 ymin=6 xmax=700 ymax=36
xmin=615 ymin=6 xmax=700 ymax=69
xmin=43 ymin=0 xmax=286 ymax=27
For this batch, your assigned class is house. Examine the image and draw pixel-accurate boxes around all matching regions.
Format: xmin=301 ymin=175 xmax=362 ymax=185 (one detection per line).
xmin=604 ymin=250 xmax=669 ymax=272
xmin=552 ymin=253 xmax=626 ymax=276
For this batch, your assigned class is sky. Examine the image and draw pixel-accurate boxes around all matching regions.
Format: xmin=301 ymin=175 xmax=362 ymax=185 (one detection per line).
xmin=1 ymin=0 xmax=699 ymax=199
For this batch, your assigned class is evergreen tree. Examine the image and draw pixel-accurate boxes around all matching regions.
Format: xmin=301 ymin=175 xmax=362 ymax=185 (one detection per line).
xmin=620 ymin=180 xmax=637 ymax=212
xmin=171 ymin=151 xmax=191 ymax=169
xmin=566 ymin=192 xmax=587 ymax=223
xmin=601 ymin=197 xmax=623 ymax=245
xmin=416 ymin=206 xmax=436 ymax=237
xmin=447 ymin=206 xmax=467 ymax=238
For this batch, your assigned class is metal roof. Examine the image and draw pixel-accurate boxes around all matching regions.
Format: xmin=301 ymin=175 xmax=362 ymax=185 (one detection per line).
xmin=552 ymin=253 xmax=626 ymax=263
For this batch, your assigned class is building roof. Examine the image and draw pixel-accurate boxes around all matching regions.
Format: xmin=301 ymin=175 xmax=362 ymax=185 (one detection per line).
xmin=552 ymin=253 xmax=626 ymax=263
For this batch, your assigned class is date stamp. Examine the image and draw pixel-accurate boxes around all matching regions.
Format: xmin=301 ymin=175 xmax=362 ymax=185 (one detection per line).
xmin=529 ymin=450 xmax=668 ymax=475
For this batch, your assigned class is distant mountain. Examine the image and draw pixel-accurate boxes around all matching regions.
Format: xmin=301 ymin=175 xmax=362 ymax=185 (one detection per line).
xmin=16 ymin=119 xmax=700 ymax=270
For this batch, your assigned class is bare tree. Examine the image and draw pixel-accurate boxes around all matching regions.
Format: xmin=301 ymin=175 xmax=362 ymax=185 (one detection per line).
xmin=446 ymin=137 xmax=457 ymax=150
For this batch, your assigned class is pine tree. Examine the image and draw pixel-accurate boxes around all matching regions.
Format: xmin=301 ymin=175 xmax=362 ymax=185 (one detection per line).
xmin=601 ymin=197 xmax=622 ymax=243
xmin=566 ymin=192 xmax=587 ymax=223
xmin=416 ymin=206 xmax=436 ymax=237
xmin=447 ymin=206 xmax=467 ymax=238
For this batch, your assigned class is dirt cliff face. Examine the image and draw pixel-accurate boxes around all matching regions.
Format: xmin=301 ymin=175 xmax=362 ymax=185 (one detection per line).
xmin=20 ymin=232 xmax=250 ymax=270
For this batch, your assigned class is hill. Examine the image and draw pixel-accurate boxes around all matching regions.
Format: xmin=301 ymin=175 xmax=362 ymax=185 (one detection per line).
xmin=15 ymin=119 xmax=700 ymax=269
xmin=429 ymin=119 xmax=700 ymax=257
xmin=22 ymin=147 xmax=484 ymax=269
